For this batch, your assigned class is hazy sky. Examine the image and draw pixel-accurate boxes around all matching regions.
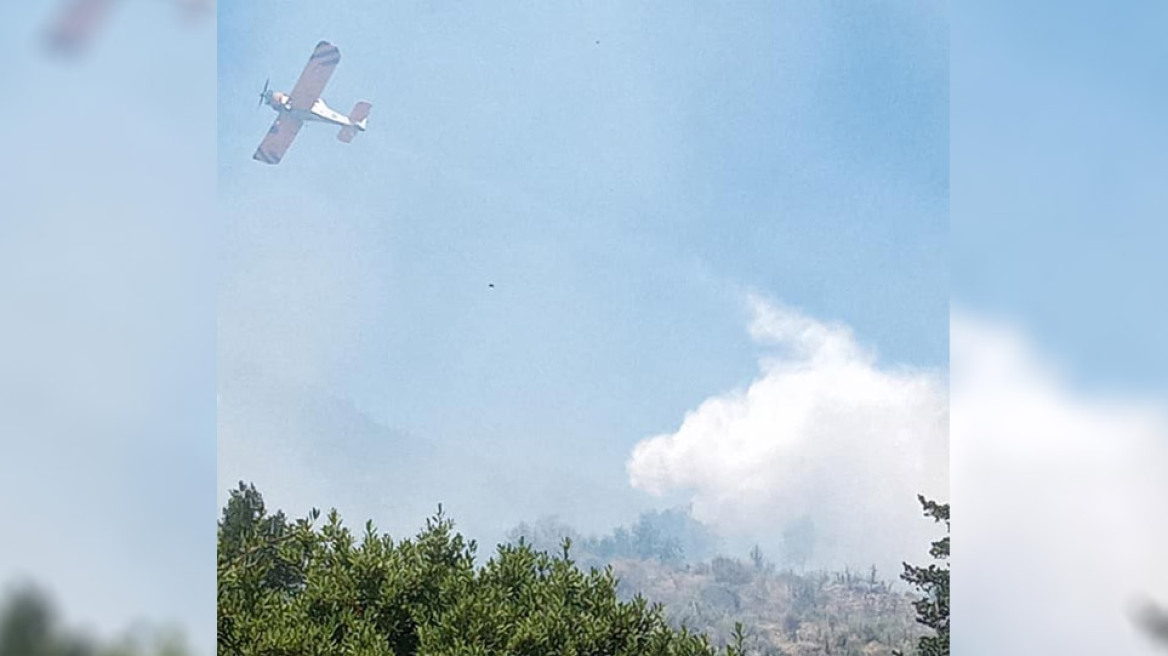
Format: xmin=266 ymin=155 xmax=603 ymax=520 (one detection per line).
xmin=216 ymin=0 xmax=948 ymax=570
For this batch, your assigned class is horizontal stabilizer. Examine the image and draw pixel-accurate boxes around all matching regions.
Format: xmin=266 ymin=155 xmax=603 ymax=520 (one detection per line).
xmin=338 ymin=126 xmax=357 ymax=143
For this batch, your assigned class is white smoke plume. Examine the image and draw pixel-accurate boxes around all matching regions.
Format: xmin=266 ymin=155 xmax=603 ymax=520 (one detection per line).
xmin=627 ymin=293 xmax=948 ymax=575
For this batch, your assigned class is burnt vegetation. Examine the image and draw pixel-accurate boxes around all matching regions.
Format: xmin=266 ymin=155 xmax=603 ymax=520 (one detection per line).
xmin=505 ymin=506 xmax=937 ymax=655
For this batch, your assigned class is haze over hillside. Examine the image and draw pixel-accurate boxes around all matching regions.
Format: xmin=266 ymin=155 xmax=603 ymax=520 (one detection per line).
xmin=219 ymin=295 xmax=947 ymax=582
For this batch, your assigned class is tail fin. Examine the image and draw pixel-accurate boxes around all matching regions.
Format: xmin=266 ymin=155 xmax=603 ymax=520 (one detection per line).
xmin=338 ymin=101 xmax=372 ymax=143
xmin=348 ymin=100 xmax=371 ymax=128
xmin=350 ymin=101 xmax=372 ymax=125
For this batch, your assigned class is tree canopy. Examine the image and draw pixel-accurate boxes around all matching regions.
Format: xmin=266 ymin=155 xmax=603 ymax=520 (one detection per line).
xmin=217 ymin=482 xmax=745 ymax=656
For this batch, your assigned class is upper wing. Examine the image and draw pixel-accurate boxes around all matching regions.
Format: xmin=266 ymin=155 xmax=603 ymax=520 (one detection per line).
xmin=253 ymin=115 xmax=303 ymax=165
xmin=45 ymin=0 xmax=118 ymax=54
xmin=287 ymin=41 xmax=341 ymax=110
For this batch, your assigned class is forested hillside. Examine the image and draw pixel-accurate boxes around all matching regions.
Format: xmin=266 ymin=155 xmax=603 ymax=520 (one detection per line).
xmin=217 ymin=482 xmax=948 ymax=656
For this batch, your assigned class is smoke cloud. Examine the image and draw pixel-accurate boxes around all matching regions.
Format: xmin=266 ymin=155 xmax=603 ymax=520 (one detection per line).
xmin=626 ymin=294 xmax=948 ymax=574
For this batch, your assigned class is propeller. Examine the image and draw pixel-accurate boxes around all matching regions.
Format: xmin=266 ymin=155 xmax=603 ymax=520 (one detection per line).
xmin=257 ymin=78 xmax=270 ymax=109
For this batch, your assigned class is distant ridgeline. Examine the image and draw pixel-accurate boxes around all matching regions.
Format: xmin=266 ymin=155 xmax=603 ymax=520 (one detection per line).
xmin=505 ymin=510 xmax=819 ymax=573
xmin=504 ymin=507 xmax=722 ymax=570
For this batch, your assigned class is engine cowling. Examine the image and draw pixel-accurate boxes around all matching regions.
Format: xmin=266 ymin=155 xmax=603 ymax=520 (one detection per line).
xmin=267 ymin=91 xmax=291 ymax=111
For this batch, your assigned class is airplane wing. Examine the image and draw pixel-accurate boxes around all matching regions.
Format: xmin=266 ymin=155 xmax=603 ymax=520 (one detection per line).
xmin=253 ymin=115 xmax=303 ymax=165
xmin=287 ymin=41 xmax=341 ymax=111
xmin=45 ymin=0 xmax=118 ymax=54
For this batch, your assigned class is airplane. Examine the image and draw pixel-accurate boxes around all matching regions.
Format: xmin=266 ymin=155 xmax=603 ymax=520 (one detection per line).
xmin=44 ymin=0 xmax=212 ymax=56
xmin=253 ymin=41 xmax=372 ymax=165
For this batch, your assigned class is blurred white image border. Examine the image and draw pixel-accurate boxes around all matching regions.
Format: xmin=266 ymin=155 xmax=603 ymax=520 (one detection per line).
xmin=0 ymin=2 xmax=215 ymax=655
xmin=953 ymin=0 xmax=1168 ymax=653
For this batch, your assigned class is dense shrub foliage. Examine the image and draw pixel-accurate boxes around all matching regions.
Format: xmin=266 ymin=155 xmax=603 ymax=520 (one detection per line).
xmin=217 ymin=483 xmax=747 ymax=656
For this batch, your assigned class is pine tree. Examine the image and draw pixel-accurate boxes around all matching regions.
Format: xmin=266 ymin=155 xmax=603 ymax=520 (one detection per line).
xmin=894 ymin=495 xmax=949 ymax=656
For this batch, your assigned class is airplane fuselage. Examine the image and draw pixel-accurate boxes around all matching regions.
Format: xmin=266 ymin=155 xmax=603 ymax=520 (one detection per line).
xmin=265 ymin=90 xmax=365 ymax=130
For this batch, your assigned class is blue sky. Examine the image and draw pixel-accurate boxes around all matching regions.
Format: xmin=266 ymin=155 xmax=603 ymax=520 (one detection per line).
xmin=217 ymin=0 xmax=948 ymax=558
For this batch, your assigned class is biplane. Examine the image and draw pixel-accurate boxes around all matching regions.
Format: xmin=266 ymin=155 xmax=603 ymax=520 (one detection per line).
xmin=253 ymin=41 xmax=372 ymax=165
xmin=44 ymin=0 xmax=212 ymax=55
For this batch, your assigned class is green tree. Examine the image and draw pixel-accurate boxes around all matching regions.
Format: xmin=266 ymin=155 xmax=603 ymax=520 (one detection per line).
xmin=894 ymin=495 xmax=949 ymax=656
xmin=217 ymin=481 xmax=303 ymax=595
xmin=218 ymin=482 xmax=742 ymax=655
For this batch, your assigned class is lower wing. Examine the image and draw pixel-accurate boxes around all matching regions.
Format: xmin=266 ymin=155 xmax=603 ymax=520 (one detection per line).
xmin=253 ymin=115 xmax=303 ymax=165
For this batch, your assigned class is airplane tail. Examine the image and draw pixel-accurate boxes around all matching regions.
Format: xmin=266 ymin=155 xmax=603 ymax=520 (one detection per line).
xmin=350 ymin=101 xmax=372 ymax=125
xmin=338 ymin=101 xmax=371 ymax=143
